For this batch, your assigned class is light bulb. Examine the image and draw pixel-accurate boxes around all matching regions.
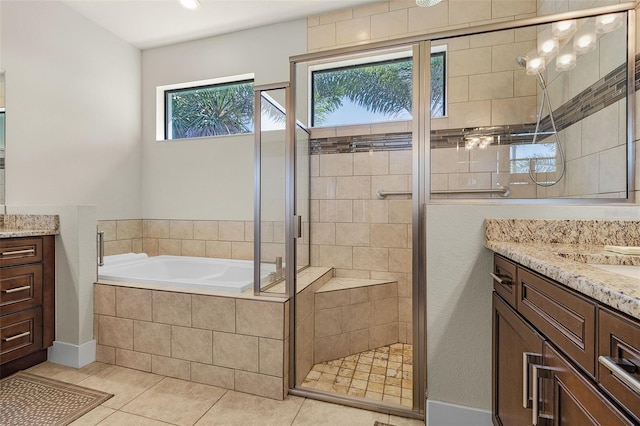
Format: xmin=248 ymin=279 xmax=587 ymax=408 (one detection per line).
xmin=573 ymin=18 xmax=596 ymax=54
xmin=537 ymin=28 xmax=558 ymax=57
xmin=596 ymin=13 xmax=622 ymax=34
xmin=551 ymin=20 xmax=577 ymax=39
xmin=556 ymin=50 xmax=576 ymax=72
xmin=574 ymin=34 xmax=595 ymax=54
xmin=526 ymin=56 xmax=546 ymax=75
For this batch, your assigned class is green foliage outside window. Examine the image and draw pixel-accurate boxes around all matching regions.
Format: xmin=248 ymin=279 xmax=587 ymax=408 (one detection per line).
xmin=166 ymin=80 xmax=254 ymax=139
xmin=312 ymin=53 xmax=445 ymax=127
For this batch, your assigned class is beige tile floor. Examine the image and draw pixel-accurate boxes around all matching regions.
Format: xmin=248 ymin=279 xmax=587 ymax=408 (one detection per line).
xmin=23 ymin=361 xmax=424 ymax=426
xmin=301 ymin=343 xmax=413 ymax=408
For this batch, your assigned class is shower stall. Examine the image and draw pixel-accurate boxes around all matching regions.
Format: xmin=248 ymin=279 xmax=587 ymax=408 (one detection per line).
xmin=251 ymin=2 xmax=634 ymax=420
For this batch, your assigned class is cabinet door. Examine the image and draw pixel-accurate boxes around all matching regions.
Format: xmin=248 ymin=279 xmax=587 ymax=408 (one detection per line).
xmin=493 ymin=293 xmax=545 ymax=426
xmin=518 ymin=268 xmax=596 ymax=377
xmin=541 ymin=342 xmax=633 ymax=426
xmin=598 ymin=308 xmax=640 ymax=422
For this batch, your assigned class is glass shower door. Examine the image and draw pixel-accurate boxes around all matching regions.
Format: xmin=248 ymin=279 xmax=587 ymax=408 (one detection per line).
xmin=254 ymin=86 xmax=287 ymax=295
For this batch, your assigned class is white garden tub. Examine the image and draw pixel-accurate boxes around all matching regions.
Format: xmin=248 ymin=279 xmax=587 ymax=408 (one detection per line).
xmin=98 ymin=254 xmax=272 ymax=293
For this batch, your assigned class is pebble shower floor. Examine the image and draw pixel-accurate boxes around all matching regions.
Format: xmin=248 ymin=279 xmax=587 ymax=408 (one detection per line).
xmin=301 ymin=343 xmax=413 ymax=407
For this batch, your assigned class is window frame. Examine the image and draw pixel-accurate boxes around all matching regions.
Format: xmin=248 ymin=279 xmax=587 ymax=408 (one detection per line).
xmin=155 ymin=73 xmax=254 ymax=142
xmin=308 ymin=48 xmax=446 ymax=128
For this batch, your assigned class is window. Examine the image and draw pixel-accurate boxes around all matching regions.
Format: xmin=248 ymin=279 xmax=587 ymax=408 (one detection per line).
xmin=164 ymin=79 xmax=254 ymax=140
xmin=311 ymin=51 xmax=446 ymax=127
xmin=510 ymin=143 xmax=557 ymax=174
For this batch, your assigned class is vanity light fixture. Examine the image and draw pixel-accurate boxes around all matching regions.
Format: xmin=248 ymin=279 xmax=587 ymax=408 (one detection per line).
xmin=596 ymin=13 xmax=622 ymax=34
xmin=179 ymin=0 xmax=200 ymax=10
xmin=416 ymin=0 xmax=443 ymax=7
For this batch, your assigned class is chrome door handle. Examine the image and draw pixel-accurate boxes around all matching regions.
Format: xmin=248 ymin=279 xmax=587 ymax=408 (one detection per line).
xmin=2 ymin=285 xmax=31 ymax=294
xmin=532 ymin=364 xmax=553 ymax=426
xmin=523 ymin=352 xmax=542 ymax=408
xmin=3 ymin=331 xmax=30 ymax=342
xmin=491 ymin=272 xmax=512 ymax=286
xmin=0 ymin=248 xmax=35 ymax=256
xmin=599 ymin=356 xmax=640 ymax=394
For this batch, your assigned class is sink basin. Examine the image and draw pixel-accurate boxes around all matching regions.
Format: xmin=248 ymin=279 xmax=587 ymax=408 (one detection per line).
xmin=590 ymin=264 xmax=640 ymax=280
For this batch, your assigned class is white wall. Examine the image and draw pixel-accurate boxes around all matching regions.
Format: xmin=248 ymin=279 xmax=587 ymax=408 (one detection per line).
xmin=141 ymin=19 xmax=306 ymax=220
xmin=0 ymin=0 xmax=141 ymax=220
xmin=426 ymin=202 xmax=640 ymax=411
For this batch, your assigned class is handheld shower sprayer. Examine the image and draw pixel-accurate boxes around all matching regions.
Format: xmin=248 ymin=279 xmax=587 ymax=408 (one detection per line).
xmin=515 ymin=55 xmax=566 ymax=187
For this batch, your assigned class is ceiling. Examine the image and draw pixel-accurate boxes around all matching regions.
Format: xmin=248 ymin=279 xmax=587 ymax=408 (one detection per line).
xmin=62 ymin=0 xmax=382 ymax=50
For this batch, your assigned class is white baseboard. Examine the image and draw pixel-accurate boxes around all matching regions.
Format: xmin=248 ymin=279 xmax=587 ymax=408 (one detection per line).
xmin=47 ymin=340 xmax=96 ymax=368
xmin=427 ymin=399 xmax=492 ymax=426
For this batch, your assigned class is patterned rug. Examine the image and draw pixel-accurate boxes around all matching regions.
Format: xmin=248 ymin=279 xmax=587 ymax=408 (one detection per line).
xmin=0 ymin=372 xmax=113 ymax=426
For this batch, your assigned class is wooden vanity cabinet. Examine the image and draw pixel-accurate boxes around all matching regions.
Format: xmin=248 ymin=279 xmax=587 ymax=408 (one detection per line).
xmin=0 ymin=236 xmax=55 ymax=378
xmin=542 ymin=342 xmax=631 ymax=425
xmin=493 ymin=293 xmax=545 ymax=425
xmin=492 ymin=254 xmax=639 ymax=425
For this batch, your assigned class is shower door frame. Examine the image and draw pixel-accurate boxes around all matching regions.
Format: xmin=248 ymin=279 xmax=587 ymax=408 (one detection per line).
xmin=286 ymin=41 xmax=429 ymax=419
xmin=285 ymin=1 xmax=636 ymax=419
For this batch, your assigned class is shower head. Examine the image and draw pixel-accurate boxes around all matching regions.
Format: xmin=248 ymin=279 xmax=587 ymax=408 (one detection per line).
xmin=516 ymin=56 xmax=528 ymax=68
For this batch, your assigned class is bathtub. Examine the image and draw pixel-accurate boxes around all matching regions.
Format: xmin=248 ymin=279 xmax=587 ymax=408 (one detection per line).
xmin=98 ymin=254 xmax=273 ymax=293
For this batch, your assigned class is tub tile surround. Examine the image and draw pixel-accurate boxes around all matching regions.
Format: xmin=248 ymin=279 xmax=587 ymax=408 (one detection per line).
xmin=0 ymin=214 xmax=59 ymax=237
xmin=98 ymin=219 xmax=286 ymax=263
xmin=485 ymin=218 xmax=640 ymax=319
xmin=94 ymin=284 xmax=290 ymax=400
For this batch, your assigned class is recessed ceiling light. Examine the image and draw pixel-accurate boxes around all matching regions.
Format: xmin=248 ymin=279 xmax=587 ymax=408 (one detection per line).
xmin=179 ymin=0 xmax=200 ymax=10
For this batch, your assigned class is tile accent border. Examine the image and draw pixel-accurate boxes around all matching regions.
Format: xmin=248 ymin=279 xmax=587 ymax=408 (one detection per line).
xmin=310 ymin=55 xmax=636 ymax=155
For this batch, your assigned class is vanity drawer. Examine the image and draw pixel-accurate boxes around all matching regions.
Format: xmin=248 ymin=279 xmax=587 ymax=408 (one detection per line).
xmin=598 ymin=308 xmax=640 ymax=422
xmin=492 ymin=254 xmax=517 ymax=308
xmin=0 ymin=307 xmax=42 ymax=364
xmin=518 ymin=267 xmax=596 ymax=376
xmin=0 ymin=264 xmax=43 ymax=315
xmin=0 ymin=238 xmax=43 ymax=267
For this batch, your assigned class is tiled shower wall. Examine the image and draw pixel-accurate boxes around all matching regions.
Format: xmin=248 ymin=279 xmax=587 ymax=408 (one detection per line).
xmin=309 ymin=145 xmax=413 ymax=344
xmin=308 ymin=0 xmax=632 ymax=200
xmin=98 ymin=219 xmax=285 ymax=262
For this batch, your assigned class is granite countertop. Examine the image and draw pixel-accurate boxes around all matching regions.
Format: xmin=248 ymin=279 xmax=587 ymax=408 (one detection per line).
xmin=486 ymin=241 xmax=640 ymax=321
xmin=0 ymin=229 xmax=59 ymax=238
xmin=0 ymin=214 xmax=59 ymax=238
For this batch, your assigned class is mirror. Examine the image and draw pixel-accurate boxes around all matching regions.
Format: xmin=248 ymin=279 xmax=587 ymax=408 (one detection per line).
xmin=430 ymin=11 xmax=630 ymax=200
xmin=0 ymin=70 xmax=4 ymax=205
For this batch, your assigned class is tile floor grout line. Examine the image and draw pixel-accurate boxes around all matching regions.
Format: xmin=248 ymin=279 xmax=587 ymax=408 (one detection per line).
xmin=191 ymin=389 xmax=230 ymax=426
xmin=288 ymin=396 xmax=306 ymax=425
